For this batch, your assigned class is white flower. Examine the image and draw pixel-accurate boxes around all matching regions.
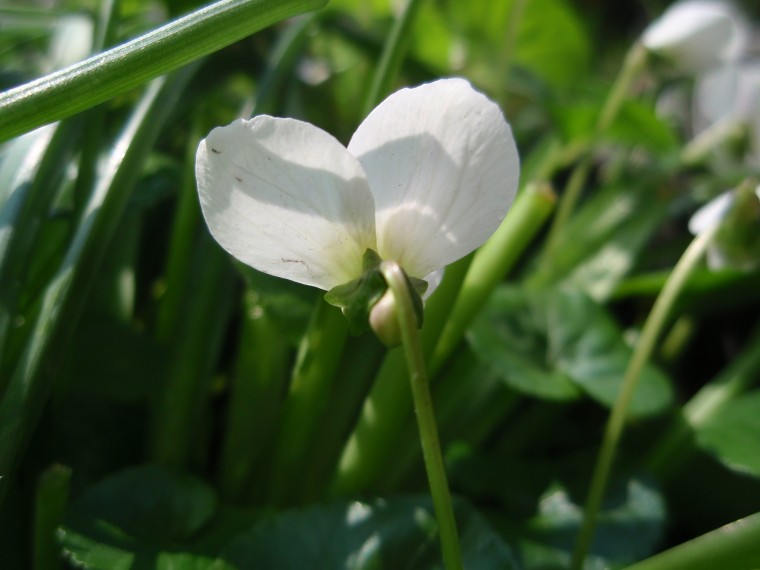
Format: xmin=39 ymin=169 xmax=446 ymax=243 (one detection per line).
xmin=689 ymin=185 xmax=760 ymax=270
xmin=641 ymin=0 xmax=747 ymax=72
xmin=694 ymin=61 xmax=760 ymax=165
xmin=195 ymin=78 xmax=519 ymax=296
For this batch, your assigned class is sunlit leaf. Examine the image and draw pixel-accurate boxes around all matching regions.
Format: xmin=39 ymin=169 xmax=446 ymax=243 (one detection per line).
xmin=469 ymin=286 xmax=673 ymax=416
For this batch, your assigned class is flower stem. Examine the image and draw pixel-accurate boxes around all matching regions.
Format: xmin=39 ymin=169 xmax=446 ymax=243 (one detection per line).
xmin=571 ymin=216 xmax=719 ymax=570
xmin=544 ymin=42 xmax=648 ymax=255
xmin=380 ymin=261 xmax=463 ymax=570
xmin=361 ymin=0 xmax=424 ymax=116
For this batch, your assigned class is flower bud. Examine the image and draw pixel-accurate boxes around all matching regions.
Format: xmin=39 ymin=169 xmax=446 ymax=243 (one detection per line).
xmin=369 ymin=289 xmax=403 ymax=347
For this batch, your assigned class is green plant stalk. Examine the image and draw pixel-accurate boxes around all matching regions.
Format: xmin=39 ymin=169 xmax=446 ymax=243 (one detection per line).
xmin=331 ymin=255 xmax=472 ymax=496
xmin=0 ymin=0 xmax=327 ymax=142
xmin=217 ymin=294 xmax=291 ymax=502
xmin=647 ymin=321 xmax=760 ymax=479
xmin=380 ymin=350 xmax=520 ymax=491
xmin=266 ymin=299 xmax=349 ymax=506
xmin=155 ymin=122 xmax=203 ymax=343
xmin=622 ymin=511 xmax=760 ymax=570
xmin=499 ymin=0 xmax=529 ymax=80
xmin=361 ymin=0 xmax=424 ymax=116
xmin=150 ymin=232 xmax=236 ymax=470
xmin=544 ymin=42 xmax=648 ymax=253
xmin=0 ymin=68 xmax=196 ymax=506
xmin=300 ymin=332 xmax=385 ymax=503
xmin=33 ymin=464 xmax=72 ymax=570
xmin=0 ymin=122 xmax=79 ymax=380
xmin=430 ymin=182 xmax=556 ymax=375
xmin=571 ymin=218 xmax=720 ymax=570
xmin=380 ymin=260 xmax=463 ymax=570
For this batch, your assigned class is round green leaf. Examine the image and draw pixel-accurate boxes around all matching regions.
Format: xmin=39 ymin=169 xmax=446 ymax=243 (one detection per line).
xmin=469 ymin=286 xmax=673 ymax=416
xmin=216 ymin=496 xmax=518 ymax=570
xmin=696 ymin=389 xmax=760 ymax=479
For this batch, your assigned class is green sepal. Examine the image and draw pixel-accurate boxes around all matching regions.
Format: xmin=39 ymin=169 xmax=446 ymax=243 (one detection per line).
xmin=406 ymin=274 xmax=426 ymax=330
xmin=324 ymin=250 xmax=428 ymax=335
xmin=324 ymin=250 xmax=388 ymax=335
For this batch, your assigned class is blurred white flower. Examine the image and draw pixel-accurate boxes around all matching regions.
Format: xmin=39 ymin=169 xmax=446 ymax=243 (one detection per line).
xmin=694 ymin=61 xmax=760 ymax=165
xmin=689 ymin=184 xmax=760 ymax=270
xmin=195 ymin=78 xmax=519 ymax=294
xmin=642 ymin=0 xmax=747 ymax=72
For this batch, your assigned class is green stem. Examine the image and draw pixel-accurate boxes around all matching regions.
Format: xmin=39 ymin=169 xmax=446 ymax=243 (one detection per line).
xmin=361 ymin=0 xmax=424 ymax=116
xmin=622 ymin=512 xmax=760 ymax=570
xmin=544 ymin=42 xmax=648 ymax=253
xmin=499 ymin=0 xmax=529 ymax=81
xmin=0 ymin=0 xmax=327 ymax=142
xmin=266 ymin=299 xmax=348 ymax=506
xmin=33 ymin=464 xmax=72 ymax=570
xmin=150 ymin=232 xmax=236 ymax=470
xmin=380 ymin=261 xmax=462 ymax=570
xmin=571 ymin=216 xmax=720 ymax=569
xmin=430 ymin=182 xmax=556 ymax=375
xmin=331 ymin=255 xmax=472 ymax=496
xmin=217 ymin=293 xmax=291 ymax=503
xmin=300 ymin=333 xmax=385 ymax=503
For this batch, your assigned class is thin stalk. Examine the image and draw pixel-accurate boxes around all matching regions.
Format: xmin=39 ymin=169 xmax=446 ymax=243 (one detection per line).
xmin=331 ymin=255 xmax=472 ymax=496
xmin=380 ymin=261 xmax=462 ymax=570
xmin=155 ymin=119 xmax=203 ymax=343
xmin=622 ymin=512 xmax=760 ymax=570
xmin=499 ymin=0 xmax=529 ymax=80
xmin=361 ymin=0 xmax=424 ymax=116
xmin=544 ymin=42 xmax=648 ymax=253
xmin=0 ymin=0 xmax=327 ymax=142
xmin=571 ymin=216 xmax=720 ymax=569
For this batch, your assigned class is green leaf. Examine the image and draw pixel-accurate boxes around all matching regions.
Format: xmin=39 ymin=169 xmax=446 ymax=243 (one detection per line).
xmin=696 ymin=389 xmax=760 ymax=479
xmin=453 ymin=453 xmax=665 ymax=569
xmin=519 ymin=476 xmax=665 ymax=569
xmin=552 ymin=99 xmax=679 ymax=153
xmin=469 ymin=286 xmax=673 ymax=416
xmin=608 ymin=100 xmax=679 ymax=153
xmin=216 ymin=496 xmax=518 ymax=569
xmin=59 ymin=465 xmax=224 ymax=570
xmin=512 ymin=0 xmax=591 ymax=89
xmin=530 ymin=180 xmax=669 ymax=301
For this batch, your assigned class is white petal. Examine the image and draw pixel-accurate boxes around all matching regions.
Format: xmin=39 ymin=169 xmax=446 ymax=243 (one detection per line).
xmin=422 ymin=268 xmax=444 ymax=300
xmin=688 ymin=190 xmax=734 ymax=235
xmin=196 ymin=117 xmax=377 ymax=290
xmin=348 ymin=78 xmax=519 ymax=279
xmin=641 ymin=0 xmax=746 ymax=72
xmin=694 ymin=62 xmax=760 ymax=165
